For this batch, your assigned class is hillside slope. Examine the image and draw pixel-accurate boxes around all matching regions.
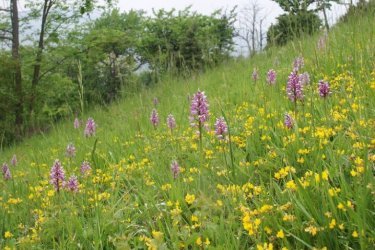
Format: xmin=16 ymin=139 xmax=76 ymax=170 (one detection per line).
xmin=1 ymin=6 xmax=374 ymax=249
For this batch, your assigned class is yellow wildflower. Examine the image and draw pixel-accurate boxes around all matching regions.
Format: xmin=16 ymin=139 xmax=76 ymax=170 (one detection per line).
xmin=337 ymin=203 xmax=346 ymax=211
xmin=329 ymin=219 xmax=336 ymax=229
xmin=352 ymin=231 xmax=358 ymax=238
xmin=185 ymin=194 xmax=196 ymax=205
xmin=4 ymin=231 xmax=13 ymax=238
xmin=257 ymin=243 xmax=273 ymax=250
xmin=305 ymin=226 xmax=318 ymax=236
xmin=191 ymin=215 xmax=199 ymax=222
xmin=152 ymin=230 xmax=163 ymax=242
xmin=276 ymin=229 xmax=285 ymax=239
xmin=216 ymin=200 xmax=223 ymax=207
xmin=264 ymin=226 xmax=272 ymax=234
xmin=161 ymin=183 xmax=172 ymax=191
xmin=196 ymin=236 xmax=202 ymax=246
xmin=204 ymin=238 xmax=210 ymax=246
xmin=286 ymin=180 xmax=297 ymax=191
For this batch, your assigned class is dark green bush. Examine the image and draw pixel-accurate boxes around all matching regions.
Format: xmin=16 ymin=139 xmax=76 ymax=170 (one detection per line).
xmin=267 ymin=11 xmax=322 ymax=46
xmin=36 ymin=74 xmax=79 ymax=124
xmin=0 ymin=54 xmax=17 ymax=146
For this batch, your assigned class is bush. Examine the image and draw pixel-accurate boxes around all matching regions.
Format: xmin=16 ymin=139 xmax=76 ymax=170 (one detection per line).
xmin=141 ymin=8 xmax=236 ymax=74
xmin=35 ymin=74 xmax=80 ymax=124
xmin=0 ymin=54 xmax=18 ymax=145
xmin=267 ymin=11 xmax=322 ymax=46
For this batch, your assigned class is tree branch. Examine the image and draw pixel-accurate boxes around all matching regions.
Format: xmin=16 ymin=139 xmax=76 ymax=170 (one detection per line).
xmin=0 ymin=35 xmax=12 ymax=40
xmin=0 ymin=28 xmax=12 ymax=34
xmin=132 ymin=61 xmax=146 ymax=72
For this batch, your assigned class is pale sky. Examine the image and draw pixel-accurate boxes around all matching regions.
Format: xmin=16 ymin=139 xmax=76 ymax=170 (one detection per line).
xmin=115 ymin=0 xmax=353 ymax=24
xmin=13 ymin=0 xmax=355 ymax=28
xmin=116 ymin=0 xmax=279 ymax=15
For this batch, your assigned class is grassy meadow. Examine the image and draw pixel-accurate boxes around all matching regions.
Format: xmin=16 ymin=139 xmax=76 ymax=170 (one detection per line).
xmin=1 ymin=7 xmax=375 ymax=250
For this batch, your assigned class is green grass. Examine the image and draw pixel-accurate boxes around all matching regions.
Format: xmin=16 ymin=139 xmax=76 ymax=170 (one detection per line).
xmin=1 ymin=8 xmax=374 ymax=250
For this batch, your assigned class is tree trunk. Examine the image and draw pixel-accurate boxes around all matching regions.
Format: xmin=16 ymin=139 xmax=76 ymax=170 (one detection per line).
xmin=29 ymin=0 xmax=52 ymax=117
xmin=251 ymin=13 xmax=256 ymax=57
xmin=11 ymin=0 xmax=23 ymax=136
xmin=322 ymin=6 xmax=329 ymax=31
xmin=259 ymin=19 xmax=263 ymax=50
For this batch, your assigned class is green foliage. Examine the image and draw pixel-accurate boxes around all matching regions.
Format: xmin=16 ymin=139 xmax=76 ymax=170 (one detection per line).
xmin=0 ymin=54 xmax=17 ymax=146
xmin=339 ymin=0 xmax=375 ymax=22
xmin=267 ymin=11 xmax=322 ymax=46
xmin=273 ymin=0 xmax=315 ymax=13
xmin=37 ymin=74 xmax=79 ymax=123
xmin=80 ymin=9 xmax=145 ymax=103
xmin=78 ymin=7 xmax=236 ymax=103
xmin=141 ymin=8 xmax=236 ymax=75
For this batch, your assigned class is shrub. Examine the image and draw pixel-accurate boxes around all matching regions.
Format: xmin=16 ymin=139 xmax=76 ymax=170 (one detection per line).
xmin=267 ymin=11 xmax=322 ymax=46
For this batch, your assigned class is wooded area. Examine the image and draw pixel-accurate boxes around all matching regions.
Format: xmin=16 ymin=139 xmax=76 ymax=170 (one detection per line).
xmin=0 ymin=0 xmax=235 ymax=145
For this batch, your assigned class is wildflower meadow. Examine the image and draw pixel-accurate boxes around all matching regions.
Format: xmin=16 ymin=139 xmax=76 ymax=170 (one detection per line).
xmin=1 ymin=6 xmax=374 ymax=250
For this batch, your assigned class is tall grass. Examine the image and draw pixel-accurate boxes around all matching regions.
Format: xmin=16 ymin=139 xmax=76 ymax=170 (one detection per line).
xmin=0 ymin=7 xmax=374 ymax=249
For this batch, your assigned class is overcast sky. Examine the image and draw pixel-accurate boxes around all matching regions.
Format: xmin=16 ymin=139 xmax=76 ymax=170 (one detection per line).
xmin=117 ymin=0 xmax=280 ymax=16
xmin=13 ymin=0 xmax=355 ymax=28
xmin=115 ymin=0 xmax=353 ymax=25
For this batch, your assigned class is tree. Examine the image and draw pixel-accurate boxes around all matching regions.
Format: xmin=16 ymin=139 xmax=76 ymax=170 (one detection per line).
xmin=28 ymin=0 xmax=54 ymax=117
xmin=315 ymin=0 xmax=341 ymax=31
xmin=81 ymin=9 xmax=146 ymax=102
xmin=273 ymin=0 xmax=315 ymax=13
xmin=10 ymin=0 xmax=22 ymax=134
xmin=267 ymin=0 xmax=322 ymax=46
xmin=0 ymin=0 xmax=111 ymax=142
xmin=237 ymin=0 xmax=267 ymax=56
xmin=141 ymin=7 xmax=236 ymax=75
xmin=0 ymin=1 xmax=23 ymax=136
xmin=25 ymin=0 xmax=90 ymax=118
xmin=274 ymin=0 xmax=342 ymax=31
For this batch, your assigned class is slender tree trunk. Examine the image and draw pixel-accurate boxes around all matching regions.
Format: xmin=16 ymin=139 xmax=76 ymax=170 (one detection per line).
xmin=322 ymin=6 xmax=329 ymax=31
xmin=251 ymin=13 xmax=256 ymax=57
xmin=11 ymin=0 xmax=23 ymax=136
xmin=29 ymin=0 xmax=52 ymax=117
xmin=259 ymin=19 xmax=263 ymax=50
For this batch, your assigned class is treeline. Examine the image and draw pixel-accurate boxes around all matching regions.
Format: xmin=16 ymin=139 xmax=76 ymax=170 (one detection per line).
xmin=0 ymin=1 xmax=235 ymax=146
